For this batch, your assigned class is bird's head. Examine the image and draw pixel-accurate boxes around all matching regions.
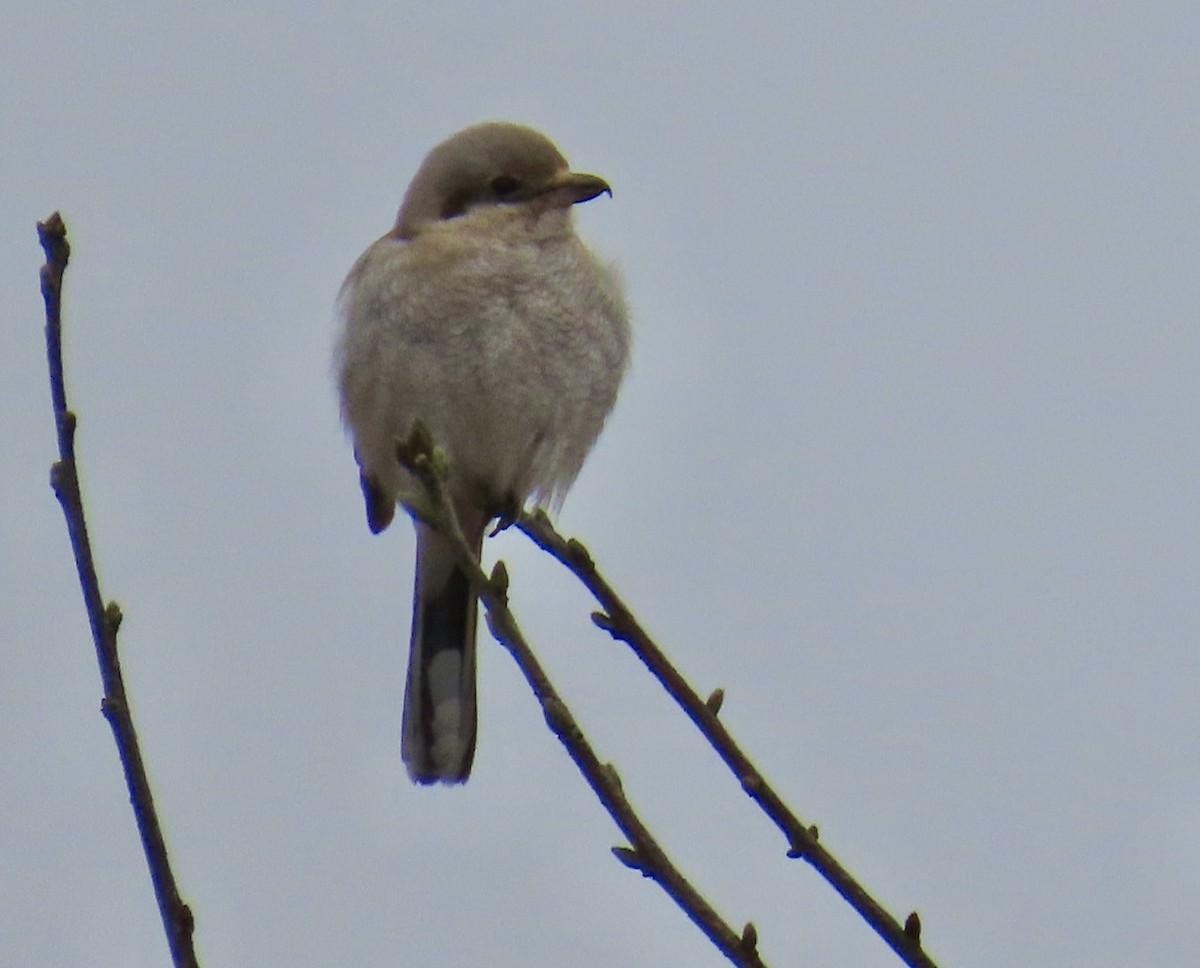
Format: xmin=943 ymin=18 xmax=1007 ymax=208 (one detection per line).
xmin=393 ymin=122 xmax=611 ymax=238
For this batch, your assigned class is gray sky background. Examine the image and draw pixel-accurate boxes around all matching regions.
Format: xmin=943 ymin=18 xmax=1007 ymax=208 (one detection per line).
xmin=4 ymin=3 xmax=1198 ymax=966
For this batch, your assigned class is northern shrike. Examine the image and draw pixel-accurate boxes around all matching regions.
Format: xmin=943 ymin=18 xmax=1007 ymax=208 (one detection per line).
xmin=336 ymin=122 xmax=630 ymax=784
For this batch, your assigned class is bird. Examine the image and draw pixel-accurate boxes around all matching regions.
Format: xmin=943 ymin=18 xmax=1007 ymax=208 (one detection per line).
xmin=335 ymin=122 xmax=631 ymax=784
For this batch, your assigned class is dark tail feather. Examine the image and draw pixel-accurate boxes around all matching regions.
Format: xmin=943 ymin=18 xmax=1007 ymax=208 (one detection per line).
xmin=401 ymin=516 xmax=484 ymax=783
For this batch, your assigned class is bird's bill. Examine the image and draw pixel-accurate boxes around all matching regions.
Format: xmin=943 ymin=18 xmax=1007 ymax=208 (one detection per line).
xmin=544 ymin=170 xmax=612 ymax=206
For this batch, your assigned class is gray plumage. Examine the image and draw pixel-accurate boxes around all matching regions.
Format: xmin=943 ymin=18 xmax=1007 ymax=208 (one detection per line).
xmin=336 ymin=122 xmax=630 ymax=784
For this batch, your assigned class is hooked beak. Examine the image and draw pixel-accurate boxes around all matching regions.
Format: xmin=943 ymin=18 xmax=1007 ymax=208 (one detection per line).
xmin=542 ymin=170 xmax=612 ymax=207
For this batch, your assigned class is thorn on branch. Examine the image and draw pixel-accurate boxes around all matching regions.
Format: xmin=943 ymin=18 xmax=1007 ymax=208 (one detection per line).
xmin=590 ymin=610 xmax=621 ymax=639
xmin=105 ymin=601 xmax=124 ymax=634
xmin=178 ymin=901 xmax=195 ymax=935
xmin=611 ymin=845 xmax=650 ymax=876
xmin=489 ymin=560 xmax=510 ymax=599
xmin=488 ymin=494 xmax=523 ymax=536
xmin=565 ymin=536 xmax=594 ymax=571
xmin=601 ymin=761 xmax=623 ymax=794
xmin=705 ymin=688 xmax=724 ymax=715
xmin=99 ymin=695 xmax=126 ymax=723
xmin=904 ymin=911 xmax=922 ymax=943
xmin=49 ymin=459 xmax=71 ymax=499
xmin=740 ymin=921 xmax=758 ymax=953
xmin=541 ymin=696 xmax=573 ymax=738
xmin=786 ymin=824 xmax=819 ymax=858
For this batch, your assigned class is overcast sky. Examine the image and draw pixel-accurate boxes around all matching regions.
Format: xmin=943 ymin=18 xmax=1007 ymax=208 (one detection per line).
xmin=4 ymin=3 xmax=1199 ymax=966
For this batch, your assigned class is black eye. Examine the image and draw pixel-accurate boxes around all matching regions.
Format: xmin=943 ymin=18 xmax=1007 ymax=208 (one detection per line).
xmin=490 ymin=175 xmax=520 ymax=197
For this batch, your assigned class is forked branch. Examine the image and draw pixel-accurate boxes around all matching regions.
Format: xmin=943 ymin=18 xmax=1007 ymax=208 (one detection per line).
xmin=396 ymin=423 xmax=770 ymax=968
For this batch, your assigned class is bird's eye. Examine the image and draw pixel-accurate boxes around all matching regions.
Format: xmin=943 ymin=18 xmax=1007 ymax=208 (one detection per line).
xmin=490 ymin=175 xmax=520 ymax=197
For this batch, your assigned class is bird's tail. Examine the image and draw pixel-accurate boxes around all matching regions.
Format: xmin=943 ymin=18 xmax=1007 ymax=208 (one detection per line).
xmin=401 ymin=511 xmax=485 ymax=783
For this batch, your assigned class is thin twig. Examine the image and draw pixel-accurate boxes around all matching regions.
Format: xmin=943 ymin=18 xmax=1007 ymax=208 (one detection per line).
xmin=38 ymin=213 xmax=199 ymax=968
xmin=396 ymin=424 xmax=770 ymax=968
xmin=517 ymin=509 xmax=939 ymax=968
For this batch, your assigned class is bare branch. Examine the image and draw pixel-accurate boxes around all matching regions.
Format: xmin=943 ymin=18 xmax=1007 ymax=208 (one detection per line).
xmin=517 ymin=509 xmax=939 ymax=968
xmin=38 ymin=213 xmax=199 ymax=968
xmin=396 ymin=423 xmax=772 ymax=968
